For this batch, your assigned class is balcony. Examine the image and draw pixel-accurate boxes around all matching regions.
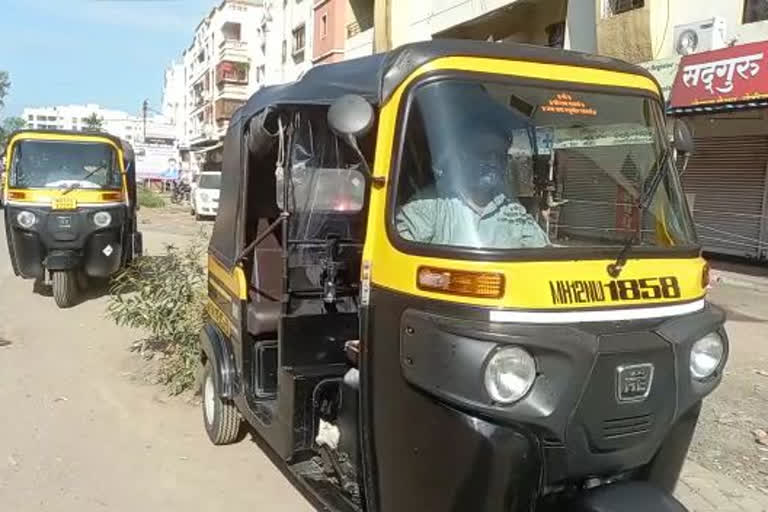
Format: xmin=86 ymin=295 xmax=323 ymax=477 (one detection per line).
xmin=215 ymin=98 xmax=245 ymax=122
xmin=345 ymin=26 xmax=373 ymax=60
xmin=215 ymin=82 xmax=250 ymax=101
xmin=219 ymin=39 xmax=250 ymax=62
xmin=216 ymin=61 xmax=249 ymax=86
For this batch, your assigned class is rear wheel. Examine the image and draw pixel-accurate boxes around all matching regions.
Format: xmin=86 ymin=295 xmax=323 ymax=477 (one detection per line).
xmin=202 ymin=360 xmax=241 ymax=445
xmin=52 ymin=270 xmax=77 ymax=308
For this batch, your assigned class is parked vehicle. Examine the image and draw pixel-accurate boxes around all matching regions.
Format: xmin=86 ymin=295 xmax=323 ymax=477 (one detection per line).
xmin=2 ymin=129 xmax=142 ymax=307
xmin=199 ymin=40 xmax=727 ymax=512
xmin=190 ymin=171 xmax=221 ymax=220
xmin=170 ymin=180 xmax=191 ymax=205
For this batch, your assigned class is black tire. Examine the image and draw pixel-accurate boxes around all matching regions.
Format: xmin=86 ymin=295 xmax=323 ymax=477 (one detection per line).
xmin=202 ymin=361 xmax=241 ymax=445
xmin=52 ymin=270 xmax=77 ymax=308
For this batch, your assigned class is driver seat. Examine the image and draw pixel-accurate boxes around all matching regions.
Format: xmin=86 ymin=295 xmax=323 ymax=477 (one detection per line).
xmin=247 ymin=219 xmax=282 ymax=337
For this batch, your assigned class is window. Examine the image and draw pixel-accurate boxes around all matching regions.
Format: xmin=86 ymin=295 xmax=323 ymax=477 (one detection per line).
xmin=603 ymin=0 xmax=644 ymax=17
xmin=9 ymin=140 xmax=120 ymax=190
xmin=393 ymin=78 xmax=695 ymax=253
xmin=256 ymin=65 xmax=266 ymax=84
xmin=28 ymin=115 xmax=33 ymax=121
xmin=744 ymin=0 xmax=768 ymax=23
xmin=321 ymin=14 xmax=328 ymax=38
xmin=292 ymin=24 xmax=306 ymax=54
xmin=282 ymin=39 xmax=287 ymax=62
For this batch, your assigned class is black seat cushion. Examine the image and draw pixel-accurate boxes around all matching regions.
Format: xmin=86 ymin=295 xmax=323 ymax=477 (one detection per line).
xmin=247 ymin=301 xmax=281 ymax=336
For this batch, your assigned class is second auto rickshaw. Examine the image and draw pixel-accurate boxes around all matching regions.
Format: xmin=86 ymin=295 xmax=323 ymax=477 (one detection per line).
xmin=3 ymin=130 xmax=142 ymax=307
xmin=200 ymin=40 xmax=727 ymax=511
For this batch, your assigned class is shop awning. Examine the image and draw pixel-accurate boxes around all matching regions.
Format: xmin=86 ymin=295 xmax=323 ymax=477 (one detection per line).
xmin=669 ymin=40 xmax=768 ymax=114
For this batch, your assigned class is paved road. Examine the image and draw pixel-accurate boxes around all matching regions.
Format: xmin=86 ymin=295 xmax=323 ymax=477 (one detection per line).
xmin=0 ymin=213 xmax=766 ymax=511
xmin=0 ymin=216 xmax=312 ymax=512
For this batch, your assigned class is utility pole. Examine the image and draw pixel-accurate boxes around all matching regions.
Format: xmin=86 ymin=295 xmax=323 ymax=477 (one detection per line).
xmin=142 ymin=99 xmax=148 ymax=142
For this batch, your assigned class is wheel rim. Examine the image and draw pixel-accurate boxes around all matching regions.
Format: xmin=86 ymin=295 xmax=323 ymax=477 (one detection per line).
xmin=204 ymin=373 xmax=216 ymax=425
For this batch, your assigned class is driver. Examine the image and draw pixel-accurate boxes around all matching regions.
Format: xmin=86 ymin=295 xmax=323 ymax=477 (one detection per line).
xmin=396 ymin=127 xmax=548 ymax=249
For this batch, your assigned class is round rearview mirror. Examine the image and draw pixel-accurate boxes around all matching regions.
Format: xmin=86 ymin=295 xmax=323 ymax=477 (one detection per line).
xmin=328 ymin=95 xmax=374 ymax=140
xmin=673 ymin=119 xmax=695 ymax=155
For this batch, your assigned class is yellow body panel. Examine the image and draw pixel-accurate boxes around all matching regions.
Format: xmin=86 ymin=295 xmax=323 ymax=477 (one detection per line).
xmin=3 ymin=131 xmax=128 ymax=205
xmin=363 ymin=57 xmax=703 ymax=309
xmin=207 ymin=255 xmax=249 ymax=300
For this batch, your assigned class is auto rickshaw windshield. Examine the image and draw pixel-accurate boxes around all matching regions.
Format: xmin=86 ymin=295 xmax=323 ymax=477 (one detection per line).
xmin=394 ymin=78 xmax=696 ymax=252
xmin=9 ymin=140 xmax=121 ymax=190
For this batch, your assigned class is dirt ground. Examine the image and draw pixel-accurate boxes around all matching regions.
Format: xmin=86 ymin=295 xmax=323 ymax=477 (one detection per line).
xmin=688 ymin=283 xmax=768 ymax=494
xmin=0 ymin=213 xmax=313 ymax=512
xmin=2 ymin=202 xmax=767 ymax=509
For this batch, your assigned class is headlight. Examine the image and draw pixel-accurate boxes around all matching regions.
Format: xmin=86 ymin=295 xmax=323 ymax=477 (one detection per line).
xmin=690 ymin=332 xmax=724 ymax=380
xmin=93 ymin=211 xmax=112 ymax=228
xmin=17 ymin=211 xmax=36 ymax=229
xmin=484 ymin=346 xmax=536 ymax=404
xmin=200 ymin=192 xmax=210 ymax=202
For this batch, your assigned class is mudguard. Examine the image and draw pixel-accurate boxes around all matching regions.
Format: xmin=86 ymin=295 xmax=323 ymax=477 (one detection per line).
xmin=200 ymin=323 xmax=237 ymax=399
xmin=574 ymin=481 xmax=687 ymax=512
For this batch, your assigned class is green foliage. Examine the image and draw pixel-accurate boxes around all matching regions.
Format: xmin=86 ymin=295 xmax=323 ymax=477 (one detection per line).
xmin=107 ymin=241 xmax=207 ymax=394
xmin=0 ymin=71 xmax=9 ymax=109
xmin=0 ymin=117 xmax=26 ymax=149
xmin=138 ymin=186 xmax=166 ymax=208
xmin=83 ymin=112 xmax=104 ymax=132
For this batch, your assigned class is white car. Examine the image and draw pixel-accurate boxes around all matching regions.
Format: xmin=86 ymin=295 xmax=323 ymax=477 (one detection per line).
xmin=190 ymin=171 xmax=221 ymax=220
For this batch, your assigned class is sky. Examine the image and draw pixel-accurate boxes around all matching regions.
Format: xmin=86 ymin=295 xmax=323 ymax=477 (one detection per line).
xmin=0 ymin=0 xmax=217 ymax=118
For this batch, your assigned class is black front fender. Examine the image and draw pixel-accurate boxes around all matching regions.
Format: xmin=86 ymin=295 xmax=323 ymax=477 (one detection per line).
xmin=200 ymin=323 xmax=237 ymax=399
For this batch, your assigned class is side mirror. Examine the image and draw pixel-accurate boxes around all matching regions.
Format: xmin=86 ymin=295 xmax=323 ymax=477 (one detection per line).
xmin=673 ymin=119 xmax=695 ymax=155
xmin=328 ymin=95 xmax=374 ymax=141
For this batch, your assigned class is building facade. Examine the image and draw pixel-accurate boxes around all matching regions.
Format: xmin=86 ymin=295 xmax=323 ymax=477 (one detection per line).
xmin=161 ymin=61 xmax=187 ymax=147
xmin=21 ymin=104 xmax=173 ymax=143
xmin=181 ymin=0 xmax=266 ymax=151
xmin=584 ymin=0 xmax=768 ymax=261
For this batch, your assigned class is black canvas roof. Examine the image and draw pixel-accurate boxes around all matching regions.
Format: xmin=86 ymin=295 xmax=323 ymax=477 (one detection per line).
xmin=8 ymin=129 xmax=134 ymax=159
xmin=231 ymin=39 xmax=660 ymax=127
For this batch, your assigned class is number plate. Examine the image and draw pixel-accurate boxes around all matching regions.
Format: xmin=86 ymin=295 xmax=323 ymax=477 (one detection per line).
xmin=52 ymin=197 xmax=77 ymax=210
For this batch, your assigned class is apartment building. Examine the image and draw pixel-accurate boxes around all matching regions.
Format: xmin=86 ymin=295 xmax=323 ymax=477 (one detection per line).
xmin=161 ymin=61 xmax=187 ymax=146
xmin=181 ymin=0 xmax=266 ymax=151
xmin=257 ymin=0 xmax=315 ymax=84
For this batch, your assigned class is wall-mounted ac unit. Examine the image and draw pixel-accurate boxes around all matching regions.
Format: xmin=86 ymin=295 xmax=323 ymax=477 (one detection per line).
xmin=673 ymin=17 xmax=727 ymax=56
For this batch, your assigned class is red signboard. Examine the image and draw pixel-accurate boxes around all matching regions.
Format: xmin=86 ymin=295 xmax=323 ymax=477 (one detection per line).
xmin=669 ymin=40 xmax=768 ymax=109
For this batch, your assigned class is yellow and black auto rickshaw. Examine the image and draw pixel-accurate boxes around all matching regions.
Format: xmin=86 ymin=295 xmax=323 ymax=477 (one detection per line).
xmin=3 ymin=130 xmax=142 ymax=308
xmin=200 ymin=40 xmax=727 ymax=512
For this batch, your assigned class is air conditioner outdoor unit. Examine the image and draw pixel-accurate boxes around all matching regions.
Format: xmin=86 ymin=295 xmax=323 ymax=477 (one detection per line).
xmin=673 ymin=17 xmax=727 ymax=56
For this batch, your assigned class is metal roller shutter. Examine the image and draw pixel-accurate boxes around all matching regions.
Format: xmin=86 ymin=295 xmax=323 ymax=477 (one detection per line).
xmin=557 ymin=147 xmax=644 ymax=244
xmin=681 ymin=135 xmax=768 ymax=259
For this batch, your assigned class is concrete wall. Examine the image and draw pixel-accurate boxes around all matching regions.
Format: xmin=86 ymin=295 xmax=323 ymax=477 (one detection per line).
xmin=651 ymin=0 xmax=768 ymax=60
xmin=595 ymin=0 xmax=652 ymax=63
xmin=564 ymin=0 xmax=597 ymax=52
xmin=390 ymin=0 xmax=567 ymax=47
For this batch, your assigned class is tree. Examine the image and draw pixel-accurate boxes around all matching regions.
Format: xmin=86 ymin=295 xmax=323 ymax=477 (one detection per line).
xmin=0 ymin=71 xmax=9 ymax=109
xmin=0 ymin=117 xmax=26 ymax=150
xmin=83 ymin=112 xmax=104 ymax=132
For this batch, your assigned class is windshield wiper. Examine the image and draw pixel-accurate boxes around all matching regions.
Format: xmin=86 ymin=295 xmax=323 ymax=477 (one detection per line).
xmin=607 ymin=148 xmax=670 ymax=278
xmin=61 ymin=164 xmax=107 ymax=195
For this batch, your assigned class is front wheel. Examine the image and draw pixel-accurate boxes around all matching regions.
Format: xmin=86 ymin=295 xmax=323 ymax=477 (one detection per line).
xmin=202 ymin=361 xmax=241 ymax=445
xmin=52 ymin=270 xmax=78 ymax=308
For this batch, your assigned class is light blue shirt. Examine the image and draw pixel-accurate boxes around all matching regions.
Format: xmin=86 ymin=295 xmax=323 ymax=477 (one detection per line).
xmin=396 ymin=190 xmax=549 ymax=249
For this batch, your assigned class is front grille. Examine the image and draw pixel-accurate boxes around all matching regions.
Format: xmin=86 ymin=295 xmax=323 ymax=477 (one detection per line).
xmin=602 ymin=414 xmax=654 ymax=440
